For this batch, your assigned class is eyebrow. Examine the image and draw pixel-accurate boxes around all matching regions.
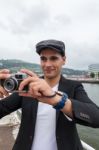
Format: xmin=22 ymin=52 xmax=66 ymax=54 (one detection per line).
xmin=40 ymin=56 xmax=60 ymax=61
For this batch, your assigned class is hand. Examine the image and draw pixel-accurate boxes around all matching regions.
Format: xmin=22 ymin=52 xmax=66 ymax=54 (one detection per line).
xmin=0 ymin=69 xmax=10 ymax=79
xmin=18 ymin=70 xmax=55 ymax=104
xmin=20 ymin=68 xmax=36 ymax=77
xmin=0 ymin=69 xmax=10 ymax=98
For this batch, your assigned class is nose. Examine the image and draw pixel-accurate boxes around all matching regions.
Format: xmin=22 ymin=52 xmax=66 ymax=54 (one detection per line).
xmin=44 ymin=59 xmax=52 ymax=66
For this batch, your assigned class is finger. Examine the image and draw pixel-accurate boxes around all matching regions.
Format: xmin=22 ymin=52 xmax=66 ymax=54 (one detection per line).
xmin=19 ymin=91 xmax=41 ymax=98
xmin=29 ymin=82 xmax=42 ymax=97
xmin=0 ymin=92 xmax=4 ymax=98
xmin=0 ymin=69 xmax=11 ymax=79
xmin=19 ymin=81 xmax=42 ymax=98
xmin=29 ymin=87 xmax=42 ymax=97
xmin=0 ymin=69 xmax=10 ymax=74
xmin=20 ymin=69 xmax=37 ymax=77
xmin=19 ymin=92 xmax=33 ymax=97
xmin=4 ymin=90 xmax=9 ymax=96
xmin=0 ymin=74 xmax=10 ymax=79
xmin=19 ymin=77 xmax=35 ymax=91
xmin=0 ymin=86 xmax=9 ymax=96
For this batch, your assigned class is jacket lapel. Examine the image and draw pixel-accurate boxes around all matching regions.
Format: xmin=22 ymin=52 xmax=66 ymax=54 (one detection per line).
xmin=56 ymin=75 xmax=69 ymax=122
xmin=32 ymin=99 xmax=38 ymax=120
xmin=30 ymin=98 xmax=38 ymax=131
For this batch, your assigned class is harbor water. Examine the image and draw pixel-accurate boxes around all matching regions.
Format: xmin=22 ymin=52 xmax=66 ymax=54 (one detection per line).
xmin=77 ymin=83 xmax=99 ymax=150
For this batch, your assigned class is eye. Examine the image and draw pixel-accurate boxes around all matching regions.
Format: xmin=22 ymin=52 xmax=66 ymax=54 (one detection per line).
xmin=40 ymin=56 xmax=47 ymax=61
xmin=40 ymin=56 xmax=59 ymax=61
xmin=50 ymin=56 xmax=59 ymax=61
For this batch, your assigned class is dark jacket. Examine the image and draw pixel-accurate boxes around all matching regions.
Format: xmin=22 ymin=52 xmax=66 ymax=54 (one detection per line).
xmin=0 ymin=76 xmax=99 ymax=150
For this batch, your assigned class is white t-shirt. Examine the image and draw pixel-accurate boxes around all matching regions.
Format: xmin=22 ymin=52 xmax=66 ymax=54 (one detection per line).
xmin=31 ymin=84 xmax=58 ymax=150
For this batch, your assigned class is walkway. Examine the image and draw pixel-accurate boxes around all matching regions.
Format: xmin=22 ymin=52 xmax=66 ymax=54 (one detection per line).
xmin=0 ymin=112 xmax=20 ymax=150
xmin=0 ymin=125 xmax=14 ymax=150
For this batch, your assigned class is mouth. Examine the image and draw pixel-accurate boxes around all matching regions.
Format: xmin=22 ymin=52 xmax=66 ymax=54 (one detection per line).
xmin=44 ymin=69 xmax=55 ymax=73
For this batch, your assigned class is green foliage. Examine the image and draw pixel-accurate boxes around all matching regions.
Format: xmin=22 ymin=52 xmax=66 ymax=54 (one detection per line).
xmin=90 ymin=72 xmax=95 ymax=78
xmin=0 ymin=59 xmax=42 ymax=75
xmin=98 ymin=72 xmax=99 ymax=79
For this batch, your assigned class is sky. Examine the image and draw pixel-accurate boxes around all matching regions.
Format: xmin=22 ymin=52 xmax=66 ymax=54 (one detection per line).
xmin=0 ymin=0 xmax=99 ymax=70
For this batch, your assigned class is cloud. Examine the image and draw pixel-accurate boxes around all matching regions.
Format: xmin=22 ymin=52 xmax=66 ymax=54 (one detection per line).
xmin=54 ymin=14 xmax=72 ymax=25
xmin=0 ymin=0 xmax=99 ymax=70
xmin=66 ymin=41 xmax=99 ymax=70
xmin=0 ymin=21 xmax=8 ymax=30
xmin=9 ymin=4 xmax=50 ymax=35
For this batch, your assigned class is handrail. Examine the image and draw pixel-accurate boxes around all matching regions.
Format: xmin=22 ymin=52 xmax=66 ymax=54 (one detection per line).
xmin=81 ymin=140 xmax=95 ymax=150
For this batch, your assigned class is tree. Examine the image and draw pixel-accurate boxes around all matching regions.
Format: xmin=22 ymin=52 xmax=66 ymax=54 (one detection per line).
xmin=90 ymin=72 xmax=95 ymax=78
xmin=97 ymin=72 xmax=99 ymax=79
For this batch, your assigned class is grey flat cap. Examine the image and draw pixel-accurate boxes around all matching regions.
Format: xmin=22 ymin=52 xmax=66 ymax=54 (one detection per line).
xmin=36 ymin=39 xmax=65 ymax=56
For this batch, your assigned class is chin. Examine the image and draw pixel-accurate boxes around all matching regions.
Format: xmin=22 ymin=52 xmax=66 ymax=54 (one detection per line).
xmin=44 ymin=73 xmax=58 ymax=79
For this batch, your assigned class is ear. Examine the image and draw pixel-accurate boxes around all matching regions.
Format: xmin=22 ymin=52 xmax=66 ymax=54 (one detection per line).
xmin=62 ymin=56 xmax=66 ymax=65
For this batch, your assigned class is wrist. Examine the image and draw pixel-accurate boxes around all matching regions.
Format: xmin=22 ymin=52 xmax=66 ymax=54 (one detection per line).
xmin=43 ymin=90 xmax=57 ymax=98
xmin=53 ymin=91 xmax=68 ymax=110
xmin=49 ymin=94 xmax=62 ymax=106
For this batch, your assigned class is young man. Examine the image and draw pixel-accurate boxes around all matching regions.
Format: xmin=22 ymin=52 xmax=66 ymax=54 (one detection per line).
xmin=0 ymin=39 xmax=99 ymax=150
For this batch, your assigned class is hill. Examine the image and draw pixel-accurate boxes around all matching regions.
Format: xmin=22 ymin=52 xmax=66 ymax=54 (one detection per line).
xmin=0 ymin=59 xmax=87 ymax=76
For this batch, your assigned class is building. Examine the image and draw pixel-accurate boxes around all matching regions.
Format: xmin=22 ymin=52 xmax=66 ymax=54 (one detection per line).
xmin=88 ymin=64 xmax=99 ymax=78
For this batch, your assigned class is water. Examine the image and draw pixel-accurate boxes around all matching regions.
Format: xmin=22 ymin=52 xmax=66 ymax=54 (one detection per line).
xmin=77 ymin=83 xmax=99 ymax=150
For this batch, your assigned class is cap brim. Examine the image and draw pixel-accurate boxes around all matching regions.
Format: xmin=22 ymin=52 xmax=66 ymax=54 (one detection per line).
xmin=36 ymin=45 xmax=63 ymax=55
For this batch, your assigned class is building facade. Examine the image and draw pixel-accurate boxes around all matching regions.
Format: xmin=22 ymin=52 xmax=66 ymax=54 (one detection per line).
xmin=88 ymin=64 xmax=99 ymax=79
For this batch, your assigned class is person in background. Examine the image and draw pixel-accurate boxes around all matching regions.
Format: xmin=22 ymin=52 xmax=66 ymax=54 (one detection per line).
xmin=0 ymin=39 xmax=99 ymax=150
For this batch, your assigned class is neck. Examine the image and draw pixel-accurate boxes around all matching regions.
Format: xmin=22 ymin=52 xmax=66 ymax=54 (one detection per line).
xmin=44 ymin=75 xmax=61 ymax=87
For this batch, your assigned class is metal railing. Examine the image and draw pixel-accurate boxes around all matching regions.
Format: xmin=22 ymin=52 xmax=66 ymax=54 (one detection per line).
xmin=81 ymin=140 xmax=95 ymax=150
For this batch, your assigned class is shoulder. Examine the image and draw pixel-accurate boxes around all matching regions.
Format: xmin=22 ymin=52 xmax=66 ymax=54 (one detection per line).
xmin=58 ymin=75 xmax=84 ymax=93
xmin=60 ymin=75 xmax=82 ymax=86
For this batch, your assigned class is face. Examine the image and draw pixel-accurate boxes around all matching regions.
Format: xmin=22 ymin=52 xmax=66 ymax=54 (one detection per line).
xmin=40 ymin=48 xmax=66 ymax=79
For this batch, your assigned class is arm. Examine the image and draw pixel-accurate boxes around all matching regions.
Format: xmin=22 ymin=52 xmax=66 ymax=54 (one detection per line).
xmin=0 ymin=93 xmax=22 ymax=118
xmin=71 ymin=83 xmax=99 ymax=127
xmin=0 ymin=69 xmax=22 ymax=118
xmin=19 ymin=73 xmax=99 ymax=128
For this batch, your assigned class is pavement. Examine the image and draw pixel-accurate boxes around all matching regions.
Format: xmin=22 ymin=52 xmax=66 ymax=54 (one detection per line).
xmin=0 ymin=125 xmax=15 ymax=150
xmin=0 ymin=112 xmax=20 ymax=150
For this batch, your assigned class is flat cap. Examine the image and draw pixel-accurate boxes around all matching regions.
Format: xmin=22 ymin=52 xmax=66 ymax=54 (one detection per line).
xmin=36 ymin=39 xmax=65 ymax=56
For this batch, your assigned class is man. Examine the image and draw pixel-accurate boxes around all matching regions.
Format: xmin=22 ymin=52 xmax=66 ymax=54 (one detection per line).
xmin=0 ymin=39 xmax=99 ymax=150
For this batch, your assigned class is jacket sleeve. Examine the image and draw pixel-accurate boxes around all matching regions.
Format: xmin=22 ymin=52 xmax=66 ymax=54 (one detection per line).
xmin=0 ymin=93 xmax=22 ymax=118
xmin=71 ymin=83 xmax=99 ymax=128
